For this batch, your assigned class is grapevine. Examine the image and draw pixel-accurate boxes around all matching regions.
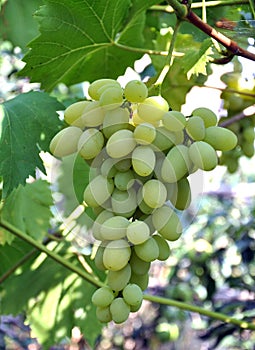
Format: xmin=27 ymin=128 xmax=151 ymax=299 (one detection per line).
xmin=49 ymin=78 xmax=237 ymax=324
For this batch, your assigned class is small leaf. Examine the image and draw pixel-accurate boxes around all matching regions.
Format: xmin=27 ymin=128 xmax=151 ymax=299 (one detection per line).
xmin=1 ymin=179 xmax=53 ymax=241
xmin=0 ymin=91 xmax=64 ymax=197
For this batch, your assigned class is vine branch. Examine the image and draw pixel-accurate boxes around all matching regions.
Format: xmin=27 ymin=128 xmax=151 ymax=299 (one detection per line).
xmin=1 ymin=218 xmax=255 ymax=331
xmin=166 ymin=0 xmax=255 ymax=62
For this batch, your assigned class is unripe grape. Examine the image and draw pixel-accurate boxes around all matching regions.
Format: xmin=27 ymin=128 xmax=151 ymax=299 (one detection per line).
xmin=81 ymin=101 xmax=106 ymax=127
xmin=132 ymin=145 xmax=156 ymax=176
xmin=162 ymin=111 xmax=186 ymax=132
xmin=106 ymin=129 xmax=136 ymax=158
xmin=192 ymin=107 xmax=218 ymax=127
xmin=123 ymin=283 xmax=143 ymax=306
xmin=99 ymin=86 xmax=124 ymax=110
xmin=134 ymin=123 xmax=156 ymax=145
xmin=186 ymin=116 xmax=205 ymax=141
xmin=92 ymin=210 xmax=114 ymax=240
xmin=242 ymin=141 xmax=254 ymax=157
xmin=88 ymin=79 xmax=121 ymax=100
xmin=107 ymin=263 xmax=131 ymax=291
xmin=92 ymin=286 xmax=115 ymax=307
xmin=243 ymin=126 xmax=255 ymax=142
xmin=78 ymin=128 xmax=104 ymax=159
xmin=64 ymin=101 xmax=90 ymax=128
xmin=152 ymin=234 xmax=170 ymax=261
xmin=161 ymin=145 xmax=192 ymax=183
xmin=94 ymin=243 xmax=107 ymax=271
xmin=102 ymin=107 xmax=130 ymax=139
xmin=96 ymin=306 xmax=112 ymax=323
xmin=152 ymin=205 xmax=182 ymax=241
xmin=188 ymin=141 xmax=218 ymax=171
xmin=124 ymin=80 xmax=148 ymax=103
xmin=111 ymin=188 xmax=137 ymax=218
xmin=50 ymin=126 xmax=83 ymax=158
xmin=114 ymin=170 xmax=134 ymax=191
xmin=174 ymin=178 xmax=191 ymax=210
xmin=100 ymin=216 xmax=130 ymax=240
xmin=142 ymin=179 xmax=167 ymax=209
xmin=130 ymin=272 xmax=149 ymax=291
xmin=103 ymin=239 xmax=131 ymax=271
xmin=83 ymin=175 xmax=114 ymax=207
xmin=204 ymin=126 xmax=238 ymax=151
xmin=134 ymin=236 xmax=159 ymax=262
xmin=110 ymin=297 xmax=130 ymax=324
xmin=129 ymin=251 xmax=151 ymax=275
xmin=115 ymin=158 xmax=132 ymax=172
xmin=126 ymin=220 xmax=150 ymax=245
xmin=138 ymin=96 xmax=169 ymax=122
xmin=151 ymin=127 xmax=175 ymax=152
xmin=100 ymin=158 xmax=117 ymax=178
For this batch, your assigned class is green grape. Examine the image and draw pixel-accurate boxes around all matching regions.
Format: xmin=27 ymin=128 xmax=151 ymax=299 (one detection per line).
xmin=94 ymin=243 xmax=107 ymax=271
xmin=50 ymin=126 xmax=83 ymax=158
xmin=81 ymin=101 xmax=106 ymax=127
xmin=142 ymin=179 xmax=167 ymax=209
xmin=78 ymin=128 xmax=104 ymax=160
xmin=151 ymin=126 xmax=175 ymax=152
xmin=106 ymin=129 xmax=136 ymax=158
xmin=130 ymin=272 xmax=149 ymax=291
xmin=96 ymin=306 xmax=112 ymax=323
xmin=92 ymin=210 xmax=114 ymax=240
xmin=174 ymin=178 xmax=191 ymax=210
xmin=137 ymin=187 xmax=154 ymax=214
xmin=188 ymin=141 xmax=218 ymax=171
xmin=192 ymin=107 xmax=218 ymax=127
xmin=161 ymin=145 xmax=192 ymax=183
xmin=204 ymin=126 xmax=238 ymax=151
xmin=173 ymin=130 xmax=185 ymax=145
xmin=99 ymin=86 xmax=124 ymax=110
xmin=107 ymin=263 xmax=131 ymax=292
xmin=132 ymin=109 xmax=160 ymax=127
xmin=126 ymin=220 xmax=150 ymax=245
xmin=129 ymin=251 xmax=151 ymax=275
xmin=123 ymin=283 xmax=143 ymax=306
xmin=111 ymin=188 xmax=137 ymax=218
xmin=114 ymin=169 xmax=134 ymax=191
xmin=64 ymin=100 xmax=90 ymax=128
xmin=101 ymin=158 xmax=117 ymax=178
xmin=137 ymin=96 xmax=169 ymax=123
xmin=152 ymin=205 xmax=182 ymax=241
xmin=102 ymin=107 xmax=130 ymax=139
xmin=100 ymin=216 xmax=130 ymax=240
xmin=103 ymin=239 xmax=131 ymax=271
xmin=152 ymin=234 xmax=170 ymax=261
xmin=110 ymin=297 xmax=130 ymax=324
xmin=88 ymin=79 xmax=121 ymax=100
xmin=132 ymin=146 xmax=156 ymax=176
xmin=115 ymin=158 xmax=132 ymax=172
xmin=243 ymin=126 xmax=255 ymax=142
xmin=186 ymin=116 xmax=205 ymax=141
xmin=133 ymin=123 xmax=156 ymax=145
xmin=162 ymin=111 xmax=186 ymax=132
xmin=83 ymin=175 xmax=114 ymax=207
xmin=242 ymin=141 xmax=255 ymax=157
xmin=134 ymin=237 xmax=159 ymax=262
xmin=92 ymin=286 xmax=115 ymax=307
xmin=124 ymin=80 xmax=148 ymax=103
xmin=130 ymin=300 xmax=143 ymax=312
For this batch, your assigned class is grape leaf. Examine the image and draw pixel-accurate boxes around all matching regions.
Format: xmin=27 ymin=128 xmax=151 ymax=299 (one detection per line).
xmin=0 ymin=0 xmax=42 ymax=50
xmin=19 ymin=0 xmax=159 ymax=91
xmin=0 ymin=91 xmax=64 ymax=197
xmin=1 ymin=179 xmax=53 ymax=241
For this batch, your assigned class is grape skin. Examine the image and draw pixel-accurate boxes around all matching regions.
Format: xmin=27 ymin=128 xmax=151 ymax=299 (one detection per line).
xmin=50 ymin=126 xmax=83 ymax=158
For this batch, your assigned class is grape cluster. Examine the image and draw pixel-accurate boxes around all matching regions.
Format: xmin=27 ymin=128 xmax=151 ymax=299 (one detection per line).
xmin=50 ymin=78 xmax=237 ymax=324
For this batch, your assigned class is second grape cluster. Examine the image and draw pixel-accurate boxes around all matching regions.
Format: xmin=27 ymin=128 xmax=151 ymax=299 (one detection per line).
xmin=50 ymin=79 xmax=237 ymax=324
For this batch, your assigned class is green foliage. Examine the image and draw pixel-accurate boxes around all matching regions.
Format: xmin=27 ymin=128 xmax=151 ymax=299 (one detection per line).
xmin=19 ymin=0 xmax=159 ymax=91
xmin=1 ymin=179 xmax=53 ymax=242
xmin=0 ymin=91 xmax=64 ymax=197
xmin=0 ymin=0 xmax=42 ymax=50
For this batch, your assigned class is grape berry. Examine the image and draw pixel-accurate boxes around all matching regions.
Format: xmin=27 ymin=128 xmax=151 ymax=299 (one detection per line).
xmin=49 ymin=78 xmax=237 ymax=324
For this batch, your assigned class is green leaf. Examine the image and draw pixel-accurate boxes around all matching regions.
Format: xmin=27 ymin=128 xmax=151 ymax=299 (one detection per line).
xmin=0 ymin=91 xmax=64 ymax=197
xmin=1 ymin=180 xmax=53 ymax=241
xmin=182 ymin=38 xmax=213 ymax=79
xmin=0 ymin=0 xmax=42 ymax=50
xmin=19 ymin=0 xmax=159 ymax=91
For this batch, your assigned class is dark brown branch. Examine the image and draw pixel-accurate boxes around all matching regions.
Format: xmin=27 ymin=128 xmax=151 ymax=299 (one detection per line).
xmin=219 ymin=105 xmax=255 ymax=127
xmin=186 ymin=10 xmax=255 ymax=62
